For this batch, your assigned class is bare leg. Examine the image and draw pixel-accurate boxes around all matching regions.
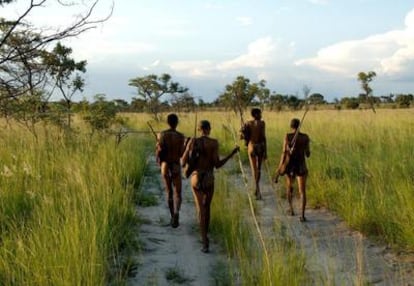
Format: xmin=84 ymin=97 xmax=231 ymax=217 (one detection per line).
xmin=192 ymin=184 xmax=214 ymax=253
xmin=256 ymin=155 xmax=263 ymax=199
xmin=171 ymin=173 xmax=182 ymax=228
xmin=285 ymin=175 xmax=295 ymax=215
xmin=297 ymin=175 xmax=307 ymax=222
xmin=161 ymin=163 xmax=174 ymax=218
xmin=248 ymin=154 xmax=261 ymax=199
xmin=191 ymin=175 xmax=201 ymax=223
xmin=172 ymin=176 xmax=182 ymax=213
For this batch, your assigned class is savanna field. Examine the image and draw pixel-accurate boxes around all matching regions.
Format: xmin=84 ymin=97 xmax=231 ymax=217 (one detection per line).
xmin=0 ymin=108 xmax=413 ymax=285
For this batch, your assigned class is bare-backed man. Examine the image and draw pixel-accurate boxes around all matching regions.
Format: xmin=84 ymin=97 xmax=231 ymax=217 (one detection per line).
xmin=283 ymin=118 xmax=310 ymax=222
xmin=181 ymin=120 xmax=239 ymax=252
xmin=243 ymin=108 xmax=267 ymax=200
xmin=156 ymin=113 xmax=186 ymax=228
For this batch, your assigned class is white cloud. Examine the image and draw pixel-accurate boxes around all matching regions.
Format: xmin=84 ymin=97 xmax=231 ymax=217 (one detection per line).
xmin=217 ymin=37 xmax=278 ymax=70
xmin=204 ymin=2 xmax=224 ymax=10
xmin=308 ymin=0 xmax=329 ymax=5
xmin=405 ymin=8 xmax=414 ymax=29
xmin=142 ymin=60 xmax=161 ymax=71
xmin=168 ymin=60 xmax=216 ymax=77
xmin=296 ymin=9 xmax=414 ymax=77
xmin=167 ymin=37 xmax=295 ymax=80
xmin=236 ymin=16 xmax=253 ymax=26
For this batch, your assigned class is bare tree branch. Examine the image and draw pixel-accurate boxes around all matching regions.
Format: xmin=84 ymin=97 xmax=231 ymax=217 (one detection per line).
xmin=1 ymin=0 xmax=113 ymax=64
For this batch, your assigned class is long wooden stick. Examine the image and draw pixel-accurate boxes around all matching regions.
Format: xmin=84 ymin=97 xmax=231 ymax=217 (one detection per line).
xmin=273 ymin=105 xmax=309 ymax=183
xmin=146 ymin=121 xmax=158 ymax=141
xmin=228 ymin=122 xmax=272 ymax=284
xmin=290 ymin=108 xmax=309 ymax=152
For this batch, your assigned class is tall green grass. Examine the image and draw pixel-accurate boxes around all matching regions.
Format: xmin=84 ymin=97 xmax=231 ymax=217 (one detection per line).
xmin=303 ymin=109 xmax=414 ymax=249
xmin=139 ymin=109 xmax=414 ymax=249
xmin=0 ymin=124 xmax=148 ymax=285
xmin=257 ymin=108 xmax=414 ymax=249
xmin=124 ymin=109 xmax=413 ymax=284
xmin=210 ymin=171 xmax=309 ymax=285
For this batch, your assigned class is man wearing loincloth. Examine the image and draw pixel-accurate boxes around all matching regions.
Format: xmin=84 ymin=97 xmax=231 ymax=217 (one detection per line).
xmin=156 ymin=113 xmax=186 ymax=228
xmin=243 ymin=108 xmax=267 ymax=200
xmin=181 ymin=120 xmax=239 ymax=252
xmin=283 ymin=118 xmax=310 ymax=222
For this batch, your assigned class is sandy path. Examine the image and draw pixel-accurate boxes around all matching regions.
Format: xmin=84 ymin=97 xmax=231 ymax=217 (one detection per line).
xmin=127 ymin=155 xmax=413 ymax=285
xmin=127 ymin=157 xmax=227 ymax=286
xmin=252 ymin=165 xmax=414 ymax=285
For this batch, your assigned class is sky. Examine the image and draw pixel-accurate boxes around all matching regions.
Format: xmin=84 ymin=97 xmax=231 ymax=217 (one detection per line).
xmin=2 ymin=0 xmax=414 ymax=103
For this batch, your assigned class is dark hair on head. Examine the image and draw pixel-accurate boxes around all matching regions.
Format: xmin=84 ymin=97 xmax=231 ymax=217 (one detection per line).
xmin=167 ymin=113 xmax=178 ymax=127
xmin=251 ymin=108 xmax=261 ymax=117
xmin=290 ymin=118 xmax=300 ymax=129
xmin=198 ymin=120 xmax=211 ymax=130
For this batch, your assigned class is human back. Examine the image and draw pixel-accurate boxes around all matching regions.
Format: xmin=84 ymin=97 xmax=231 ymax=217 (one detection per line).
xmin=287 ymin=132 xmax=310 ymax=164
xmin=193 ymin=136 xmax=219 ymax=172
xmin=159 ymin=129 xmax=185 ymax=163
xmin=247 ymin=119 xmax=265 ymax=144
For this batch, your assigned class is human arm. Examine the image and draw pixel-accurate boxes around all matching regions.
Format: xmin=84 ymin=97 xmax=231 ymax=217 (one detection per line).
xmin=282 ymin=134 xmax=290 ymax=153
xmin=180 ymin=137 xmax=194 ymax=167
xmin=305 ymin=135 xmax=311 ymax=158
xmin=215 ymin=145 xmax=240 ymax=169
xmin=179 ymin=134 xmax=187 ymax=157
xmin=155 ymin=132 xmax=163 ymax=165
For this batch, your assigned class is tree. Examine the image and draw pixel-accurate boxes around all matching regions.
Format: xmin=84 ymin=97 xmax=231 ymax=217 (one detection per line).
xmin=286 ymin=95 xmax=302 ymax=110
xmin=268 ymin=93 xmax=287 ymax=111
xmin=357 ymin=71 xmax=376 ymax=113
xmin=256 ymin=80 xmax=270 ymax=110
xmin=380 ymin=94 xmax=394 ymax=103
xmin=1 ymin=1 xmax=112 ymax=66
xmin=308 ymin=93 xmax=325 ymax=105
xmin=395 ymin=94 xmax=413 ymax=108
xmin=197 ymin=98 xmax=207 ymax=110
xmin=130 ymin=97 xmax=146 ymax=112
xmin=171 ymin=92 xmax=196 ymax=112
xmin=42 ymin=42 xmax=87 ymax=128
xmin=128 ymin=73 xmax=188 ymax=121
xmin=340 ymin=97 xmax=359 ymax=109
xmin=0 ymin=0 xmax=112 ymax=132
xmin=112 ymin=98 xmax=130 ymax=112
xmin=82 ymin=94 xmax=118 ymax=133
xmin=0 ymin=27 xmax=49 ymax=136
xmin=218 ymin=76 xmax=265 ymax=119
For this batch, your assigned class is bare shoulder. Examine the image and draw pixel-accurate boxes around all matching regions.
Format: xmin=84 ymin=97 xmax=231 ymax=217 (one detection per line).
xmin=300 ymin=132 xmax=310 ymax=142
xmin=176 ymin=130 xmax=185 ymax=138
xmin=204 ymin=137 xmax=218 ymax=147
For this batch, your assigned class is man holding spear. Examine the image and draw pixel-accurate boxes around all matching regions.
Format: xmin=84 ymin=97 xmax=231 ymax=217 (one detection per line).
xmin=281 ymin=118 xmax=310 ymax=222
xmin=153 ymin=113 xmax=186 ymax=228
xmin=182 ymin=120 xmax=240 ymax=252
xmin=241 ymin=108 xmax=267 ymax=200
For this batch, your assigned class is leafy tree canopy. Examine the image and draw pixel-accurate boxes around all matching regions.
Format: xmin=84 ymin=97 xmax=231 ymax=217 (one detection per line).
xmin=128 ymin=73 xmax=188 ymax=120
xmin=218 ymin=75 xmax=265 ymax=119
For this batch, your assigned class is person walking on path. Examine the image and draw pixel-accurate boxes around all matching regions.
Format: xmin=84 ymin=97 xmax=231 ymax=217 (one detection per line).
xmin=181 ymin=120 xmax=239 ymax=253
xmin=241 ymin=108 xmax=267 ymax=200
xmin=156 ymin=113 xmax=186 ymax=228
xmin=282 ymin=118 xmax=310 ymax=222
